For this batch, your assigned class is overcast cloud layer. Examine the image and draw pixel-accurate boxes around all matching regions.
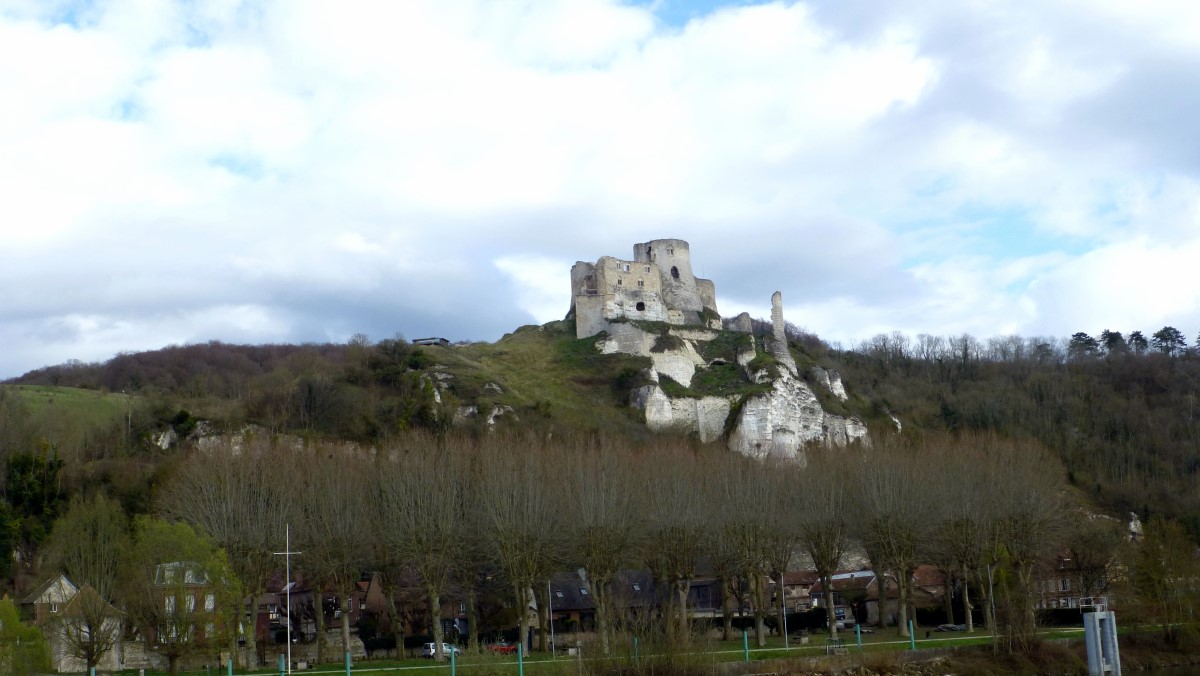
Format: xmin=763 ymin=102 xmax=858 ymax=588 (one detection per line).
xmin=2 ymin=0 xmax=1199 ymax=378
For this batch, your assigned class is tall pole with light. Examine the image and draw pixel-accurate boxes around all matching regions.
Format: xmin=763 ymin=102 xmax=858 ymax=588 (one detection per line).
xmin=274 ymin=525 xmax=302 ymax=676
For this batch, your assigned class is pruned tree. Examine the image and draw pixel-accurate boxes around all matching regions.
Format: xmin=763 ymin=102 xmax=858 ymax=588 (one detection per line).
xmin=158 ymin=438 xmax=296 ymax=667
xmin=295 ymin=446 xmax=373 ymax=664
xmin=639 ymin=442 xmax=713 ymax=644
xmin=377 ymin=434 xmax=466 ymax=662
xmin=562 ymin=434 xmax=642 ymax=655
xmin=476 ymin=433 xmax=565 ymax=652
xmin=849 ymin=439 xmax=936 ymax=638
xmin=797 ymin=450 xmax=852 ymax=638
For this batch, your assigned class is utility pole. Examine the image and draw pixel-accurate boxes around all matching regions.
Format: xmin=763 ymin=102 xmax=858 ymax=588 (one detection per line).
xmin=274 ymin=525 xmax=302 ymax=675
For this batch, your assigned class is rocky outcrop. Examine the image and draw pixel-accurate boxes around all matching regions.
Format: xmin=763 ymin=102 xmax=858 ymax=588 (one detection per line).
xmin=606 ymin=310 xmax=867 ymax=460
xmin=811 ymin=366 xmax=848 ymax=402
xmin=727 ymin=369 xmax=867 ymax=463
xmin=631 ymin=385 xmax=732 ymax=443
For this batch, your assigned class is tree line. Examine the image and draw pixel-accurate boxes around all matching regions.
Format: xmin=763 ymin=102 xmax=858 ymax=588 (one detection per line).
xmin=37 ymin=428 xmax=1098 ymax=671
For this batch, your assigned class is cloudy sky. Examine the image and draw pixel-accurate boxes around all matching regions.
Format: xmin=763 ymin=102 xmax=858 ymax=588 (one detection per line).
xmin=2 ymin=0 xmax=1199 ymax=378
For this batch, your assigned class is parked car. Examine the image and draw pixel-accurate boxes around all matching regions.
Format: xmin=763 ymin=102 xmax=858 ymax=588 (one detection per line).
xmin=422 ymin=642 xmax=461 ymax=658
xmin=488 ymin=640 xmax=518 ymax=655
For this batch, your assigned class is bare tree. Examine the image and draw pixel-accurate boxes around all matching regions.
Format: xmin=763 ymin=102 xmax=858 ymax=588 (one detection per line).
xmin=640 ymin=441 xmax=713 ymax=644
xmin=377 ymin=434 xmax=466 ymax=661
xmin=796 ymin=450 xmax=852 ymax=638
xmin=159 ymin=438 xmax=296 ymax=667
xmin=476 ymin=433 xmax=565 ymax=653
xmin=562 ymin=434 xmax=642 ymax=655
xmin=849 ymin=439 xmax=936 ymax=638
xmin=295 ymin=446 xmax=372 ymax=664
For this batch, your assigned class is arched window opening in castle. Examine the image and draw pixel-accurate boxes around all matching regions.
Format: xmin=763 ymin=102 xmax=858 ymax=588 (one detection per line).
xmin=636 ymin=302 xmax=646 ymax=311
xmin=617 ymin=278 xmax=622 ymax=286
xmin=637 ymin=279 xmax=644 ymax=287
xmin=671 ymin=266 xmax=680 ymax=279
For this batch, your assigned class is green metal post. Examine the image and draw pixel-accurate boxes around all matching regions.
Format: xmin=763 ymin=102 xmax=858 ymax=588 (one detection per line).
xmin=518 ymin=642 xmax=525 ymax=676
xmin=345 ymin=650 xmax=352 ymax=675
xmin=856 ymin=623 xmax=862 ymax=653
xmin=90 ymin=668 xmax=96 ymax=676
xmin=228 ymin=659 xmax=233 ymax=676
xmin=279 ymin=653 xmax=286 ymax=676
xmin=743 ymin=629 xmax=749 ymax=662
xmin=451 ymin=645 xmax=456 ymax=676
xmin=633 ymin=636 xmax=639 ymax=663
xmin=908 ymin=620 xmax=915 ymax=650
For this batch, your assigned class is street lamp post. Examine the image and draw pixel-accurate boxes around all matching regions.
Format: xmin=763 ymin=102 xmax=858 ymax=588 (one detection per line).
xmin=274 ymin=525 xmax=302 ymax=676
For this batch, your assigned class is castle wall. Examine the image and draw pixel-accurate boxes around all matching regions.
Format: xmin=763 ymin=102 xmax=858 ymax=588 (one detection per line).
xmin=634 ymin=239 xmax=705 ymax=314
xmin=572 ymin=256 xmax=669 ymax=338
xmin=573 ymin=239 xmax=722 ymax=338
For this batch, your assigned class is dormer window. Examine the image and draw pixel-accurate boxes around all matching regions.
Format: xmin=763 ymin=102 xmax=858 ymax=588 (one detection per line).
xmin=555 ymin=591 xmax=564 ymax=598
xmin=632 ymin=583 xmax=641 ymax=592
xmin=579 ymin=588 xmax=589 ymax=596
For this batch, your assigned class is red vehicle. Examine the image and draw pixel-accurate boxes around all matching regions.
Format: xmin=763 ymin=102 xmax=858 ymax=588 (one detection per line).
xmin=487 ymin=641 xmax=518 ymax=655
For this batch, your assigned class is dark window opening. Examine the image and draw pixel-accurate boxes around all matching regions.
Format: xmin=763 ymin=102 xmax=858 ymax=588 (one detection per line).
xmin=636 ymin=302 xmax=646 ymax=311
xmin=671 ymin=266 xmax=680 ymax=279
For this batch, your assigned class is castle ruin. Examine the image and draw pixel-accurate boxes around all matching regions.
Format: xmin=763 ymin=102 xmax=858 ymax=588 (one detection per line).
xmin=570 ymin=238 xmax=722 ymax=338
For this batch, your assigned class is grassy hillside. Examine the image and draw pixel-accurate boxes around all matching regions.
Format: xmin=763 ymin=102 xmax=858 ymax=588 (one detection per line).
xmin=431 ymin=320 xmax=653 ymax=435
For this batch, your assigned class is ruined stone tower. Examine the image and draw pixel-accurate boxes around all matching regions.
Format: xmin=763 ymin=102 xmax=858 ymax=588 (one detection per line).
xmin=570 ymin=238 xmax=721 ymax=339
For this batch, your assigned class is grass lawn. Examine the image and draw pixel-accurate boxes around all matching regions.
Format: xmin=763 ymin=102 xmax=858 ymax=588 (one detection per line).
xmin=101 ymin=628 xmax=1091 ymax=675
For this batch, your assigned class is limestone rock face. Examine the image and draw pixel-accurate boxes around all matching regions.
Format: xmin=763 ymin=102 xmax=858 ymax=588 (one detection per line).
xmin=728 ymin=369 xmax=867 ymax=463
xmin=811 ymin=366 xmax=848 ymax=402
xmin=631 ymin=384 xmax=731 ymax=443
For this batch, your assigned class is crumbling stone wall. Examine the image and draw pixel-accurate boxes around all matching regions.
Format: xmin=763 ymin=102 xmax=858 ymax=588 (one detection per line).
xmin=571 ymin=239 xmax=720 ymax=338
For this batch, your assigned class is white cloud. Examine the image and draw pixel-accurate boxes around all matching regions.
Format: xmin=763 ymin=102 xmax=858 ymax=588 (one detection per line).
xmin=2 ymin=0 xmax=1200 ymax=376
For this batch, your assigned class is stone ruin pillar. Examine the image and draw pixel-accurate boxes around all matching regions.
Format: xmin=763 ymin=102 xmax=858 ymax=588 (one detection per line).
xmin=771 ymin=291 xmax=799 ymax=376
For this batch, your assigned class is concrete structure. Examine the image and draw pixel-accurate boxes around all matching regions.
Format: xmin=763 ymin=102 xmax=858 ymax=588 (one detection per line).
xmin=570 ymin=239 xmax=720 ymax=338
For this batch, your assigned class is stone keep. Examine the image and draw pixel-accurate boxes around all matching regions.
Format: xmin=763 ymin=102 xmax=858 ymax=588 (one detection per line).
xmin=571 ymin=238 xmax=721 ymax=338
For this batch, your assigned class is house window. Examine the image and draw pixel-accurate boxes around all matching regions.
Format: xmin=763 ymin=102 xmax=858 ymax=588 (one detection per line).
xmin=1061 ymin=578 xmax=1070 ymax=592
xmin=460 ymin=602 xmax=466 ymax=613
xmin=579 ymin=588 xmax=588 ymax=596
xmin=166 ymin=595 xmax=176 ymax=614
xmin=50 ymin=602 xmax=58 ymax=613
xmin=186 ymin=595 xmax=196 ymax=612
xmin=206 ymin=594 xmax=216 ymax=611
xmin=636 ymin=302 xmax=645 ymax=311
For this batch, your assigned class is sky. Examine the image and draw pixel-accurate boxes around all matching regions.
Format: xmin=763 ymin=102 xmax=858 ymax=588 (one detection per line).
xmin=2 ymin=0 xmax=1200 ymax=378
